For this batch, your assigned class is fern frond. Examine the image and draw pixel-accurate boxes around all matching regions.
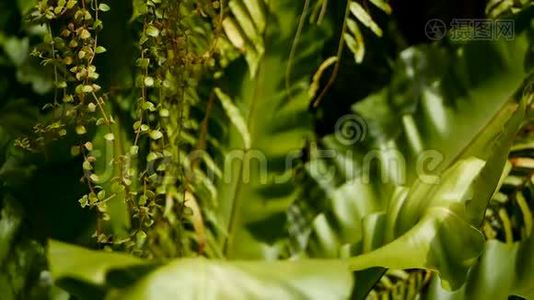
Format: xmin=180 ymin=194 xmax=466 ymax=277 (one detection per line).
xmin=222 ymin=0 xmax=267 ymax=77
xmin=343 ymin=0 xmax=390 ymax=64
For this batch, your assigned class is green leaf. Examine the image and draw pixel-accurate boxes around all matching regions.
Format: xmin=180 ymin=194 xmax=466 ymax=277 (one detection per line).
xmin=143 ymin=76 xmax=154 ymax=87
xmin=344 ymin=18 xmax=364 ymax=63
xmin=0 ymin=197 xmax=47 ymax=298
xmin=95 ymin=46 xmax=107 ymax=54
xmin=2 ymin=37 xmax=29 ymax=66
xmin=98 ymin=3 xmax=110 ymax=12
xmin=141 ymin=101 xmax=155 ymax=111
xmin=104 ymin=133 xmax=114 ymax=141
xmin=369 ymin=0 xmax=392 ymax=14
xmin=82 ymin=160 xmax=92 ymax=171
xmin=222 ymin=0 xmax=267 ymax=77
xmin=0 ymin=197 xmax=22 ymax=263
xmin=130 ymin=145 xmax=139 ymax=156
xmin=81 ymin=85 xmax=93 ymax=93
xmin=91 ymin=122 xmax=133 ymax=238
xmin=348 ymin=157 xmax=487 ymax=289
xmin=426 ymin=234 xmax=534 ymax=299
xmin=149 ymin=130 xmax=163 ymax=140
xmin=222 ymin=18 xmax=246 ymax=51
xmin=309 ymin=56 xmax=338 ymax=97
xmin=79 ymin=29 xmax=91 ymax=40
xmin=228 ymin=1 xmax=258 ymax=44
xmin=214 ymin=88 xmax=251 ymax=149
xmin=215 ymin=0 xmax=332 ymax=259
xmin=131 ymin=0 xmax=148 ymax=21
xmin=243 ymin=0 xmax=266 ymax=32
xmin=349 ymin=2 xmax=383 ymax=37
xmin=108 ymin=258 xmax=354 ymax=299
xmin=291 ymin=28 xmax=531 ymax=291
xmin=66 ymin=0 xmax=77 ymax=9
xmin=136 ymin=58 xmax=150 ymax=68
xmin=145 ymin=25 xmax=160 ymax=38
xmin=48 ymin=241 xmax=354 ymax=299
xmin=16 ymin=0 xmax=36 ymax=14
xmin=48 ymin=240 xmax=143 ymax=286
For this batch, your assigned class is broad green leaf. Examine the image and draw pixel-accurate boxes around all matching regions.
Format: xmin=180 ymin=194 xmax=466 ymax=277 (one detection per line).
xmin=108 ymin=258 xmax=353 ymax=300
xmin=48 ymin=240 xmax=354 ymax=299
xmin=291 ymin=23 xmax=531 ymax=292
xmin=425 ymin=234 xmax=534 ymax=300
xmin=48 ymin=240 xmax=143 ymax=285
xmin=348 ymin=158 xmax=487 ymax=289
xmin=424 ymin=114 xmax=534 ymax=299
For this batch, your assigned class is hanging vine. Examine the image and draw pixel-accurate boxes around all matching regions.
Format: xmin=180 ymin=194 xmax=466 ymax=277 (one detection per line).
xmin=24 ymin=0 xmax=115 ymax=237
xmin=22 ymin=0 xmax=225 ymax=259
xmin=118 ymin=0 xmax=224 ymax=258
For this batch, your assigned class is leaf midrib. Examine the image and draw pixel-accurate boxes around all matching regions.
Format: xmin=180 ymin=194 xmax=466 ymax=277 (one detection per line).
xmin=223 ymin=2 xmax=272 ymax=257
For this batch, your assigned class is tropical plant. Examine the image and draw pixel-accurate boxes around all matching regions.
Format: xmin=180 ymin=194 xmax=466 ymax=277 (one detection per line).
xmin=0 ymin=0 xmax=533 ymax=299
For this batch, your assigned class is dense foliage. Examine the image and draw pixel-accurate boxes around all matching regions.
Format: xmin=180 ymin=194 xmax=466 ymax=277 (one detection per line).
xmin=0 ymin=0 xmax=533 ymax=299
